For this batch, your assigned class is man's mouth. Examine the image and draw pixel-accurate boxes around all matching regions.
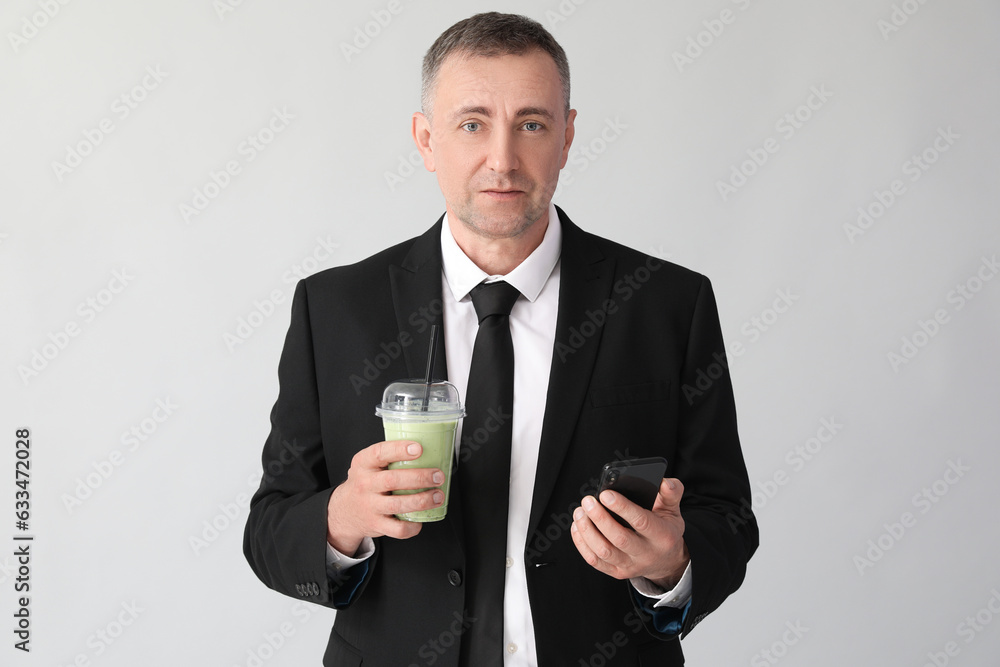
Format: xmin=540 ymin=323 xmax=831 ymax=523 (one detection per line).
xmin=482 ymin=189 xmax=524 ymax=199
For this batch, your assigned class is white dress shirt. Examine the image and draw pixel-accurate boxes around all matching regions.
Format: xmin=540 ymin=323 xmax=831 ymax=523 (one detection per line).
xmin=327 ymin=202 xmax=691 ymax=666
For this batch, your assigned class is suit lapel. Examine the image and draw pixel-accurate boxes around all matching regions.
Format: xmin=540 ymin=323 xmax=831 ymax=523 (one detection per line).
xmin=389 ymin=217 xmax=449 ymax=383
xmin=528 ymin=208 xmax=616 ymax=540
xmin=388 ymin=216 xmax=465 ymax=551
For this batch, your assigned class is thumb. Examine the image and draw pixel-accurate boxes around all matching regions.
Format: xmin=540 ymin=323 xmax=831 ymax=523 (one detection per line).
xmin=652 ymin=478 xmax=684 ymax=514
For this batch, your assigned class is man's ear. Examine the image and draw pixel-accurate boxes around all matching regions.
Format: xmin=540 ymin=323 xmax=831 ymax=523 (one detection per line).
xmin=412 ymin=112 xmax=436 ymax=172
xmin=559 ymin=109 xmax=577 ymax=169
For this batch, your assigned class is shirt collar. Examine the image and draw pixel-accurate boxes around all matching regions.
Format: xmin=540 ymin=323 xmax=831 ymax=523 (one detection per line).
xmin=440 ymin=202 xmax=562 ymax=303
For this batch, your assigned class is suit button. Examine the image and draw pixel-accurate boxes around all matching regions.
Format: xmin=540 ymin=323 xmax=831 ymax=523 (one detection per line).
xmin=447 ymin=570 xmax=462 ymax=587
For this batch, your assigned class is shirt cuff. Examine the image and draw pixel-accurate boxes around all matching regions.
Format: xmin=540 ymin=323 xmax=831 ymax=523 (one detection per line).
xmin=629 ymin=560 xmax=692 ymax=609
xmin=325 ymin=536 xmax=376 ymax=571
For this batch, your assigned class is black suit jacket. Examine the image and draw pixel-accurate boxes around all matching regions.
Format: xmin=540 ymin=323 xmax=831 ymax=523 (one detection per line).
xmin=244 ymin=208 xmax=758 ymax=666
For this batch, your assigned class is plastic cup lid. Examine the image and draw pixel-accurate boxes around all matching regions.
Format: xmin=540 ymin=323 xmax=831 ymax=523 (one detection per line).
xmin=375 ymin=379 xmax=465 ymax=420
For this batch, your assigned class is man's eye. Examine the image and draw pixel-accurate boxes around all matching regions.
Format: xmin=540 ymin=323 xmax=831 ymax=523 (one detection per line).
xmin=523 ymin=122 xmax=542 ymax=132
xmin=462 ymin=122 xmax=480 ymax=132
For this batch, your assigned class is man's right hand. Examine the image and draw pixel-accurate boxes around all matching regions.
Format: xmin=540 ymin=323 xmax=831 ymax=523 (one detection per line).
xmin=326 ymin=440 xmax=445 ymax=556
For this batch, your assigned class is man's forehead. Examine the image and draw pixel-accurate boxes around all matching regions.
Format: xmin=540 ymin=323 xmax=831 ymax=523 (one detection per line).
xmin=434 ymin=50 xmax=562 ymax=111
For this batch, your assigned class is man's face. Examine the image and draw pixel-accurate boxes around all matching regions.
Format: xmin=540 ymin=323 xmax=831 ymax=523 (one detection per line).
xmin=413 ymin=49 xmax=576 ymax=240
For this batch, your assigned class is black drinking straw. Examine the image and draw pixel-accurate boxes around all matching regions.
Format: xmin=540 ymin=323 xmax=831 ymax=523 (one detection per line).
xmin=421 ymin=324 xmax=439 ymax=410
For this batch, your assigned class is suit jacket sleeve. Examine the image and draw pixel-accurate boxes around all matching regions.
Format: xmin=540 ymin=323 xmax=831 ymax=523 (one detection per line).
xmin=668 ymin=275 xmax=758 ymax=637
xmin=243 ymin=280 xmax=375 ymax=608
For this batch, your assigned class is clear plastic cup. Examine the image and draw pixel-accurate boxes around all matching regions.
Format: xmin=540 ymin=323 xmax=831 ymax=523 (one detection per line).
xmin=376 ymin=380 xmax=464 ymax=522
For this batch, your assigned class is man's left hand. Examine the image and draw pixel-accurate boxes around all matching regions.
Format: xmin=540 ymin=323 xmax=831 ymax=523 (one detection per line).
xmin=570 ymin=478 xmax=690 ymax=590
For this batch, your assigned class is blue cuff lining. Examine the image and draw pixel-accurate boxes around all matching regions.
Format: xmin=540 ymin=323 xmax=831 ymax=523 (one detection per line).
xmin=630 ymin=587 xmax=691 ymax=637
xmin=330 ymin=559 xmax=369 ymax=608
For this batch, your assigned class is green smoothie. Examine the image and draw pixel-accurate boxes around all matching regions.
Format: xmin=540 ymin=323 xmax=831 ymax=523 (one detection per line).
xmin=377 ymin=378 xmax=464 ymax=523
xmin=385 ymin=418 xmax=458 ymax=522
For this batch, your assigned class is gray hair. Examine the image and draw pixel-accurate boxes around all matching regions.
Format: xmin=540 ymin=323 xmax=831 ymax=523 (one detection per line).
xmin=421 ymin=12 xmax=571 ymax=121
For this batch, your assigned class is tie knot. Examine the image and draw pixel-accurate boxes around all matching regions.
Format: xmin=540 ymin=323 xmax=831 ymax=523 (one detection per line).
xmin=470 ymin=280 xmax=520 ymax=322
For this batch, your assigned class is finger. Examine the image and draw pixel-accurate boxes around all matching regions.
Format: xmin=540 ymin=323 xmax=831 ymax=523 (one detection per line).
xmin=569 ymin=507 xmax=608 ymax=573
xmin=378 ymin=487 xmax=446 ymax=517
xmin=374 ymin=514 xmax=423 ymax=540
xmin=570 ymin=507 xmax=618 ymax=577
xmin=578 ymin=497 xmax=634 ymax=564
xmin=376 ymin=467 xmax=445 ymax=494
xmin=366 ymin=440 xmax=423 ymax=468
xmin=599 ymin=489 xmax=652 ymax=533
xmin=651 ymin=478 xmax=684 ymax=514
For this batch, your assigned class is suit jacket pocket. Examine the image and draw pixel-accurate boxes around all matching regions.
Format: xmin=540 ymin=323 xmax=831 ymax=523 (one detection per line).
xmin=589 ymin=380 xmax=670 ymax=408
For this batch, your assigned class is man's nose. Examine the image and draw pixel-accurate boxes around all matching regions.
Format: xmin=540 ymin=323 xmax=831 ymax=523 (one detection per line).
xmin=487 ymin=127 xmax=519 ymax=173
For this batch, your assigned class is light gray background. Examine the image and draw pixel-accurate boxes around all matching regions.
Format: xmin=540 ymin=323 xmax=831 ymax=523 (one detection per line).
xmin=3 ymin=0 xmax=999 ymax=665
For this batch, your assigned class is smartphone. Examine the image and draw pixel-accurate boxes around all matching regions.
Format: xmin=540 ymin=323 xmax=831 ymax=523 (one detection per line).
xmin=597 ymin=457 xmax=668 ymax=529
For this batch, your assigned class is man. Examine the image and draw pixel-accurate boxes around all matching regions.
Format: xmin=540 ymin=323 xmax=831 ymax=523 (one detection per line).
xmin=244 ymin=12 xmax=757 ymax=666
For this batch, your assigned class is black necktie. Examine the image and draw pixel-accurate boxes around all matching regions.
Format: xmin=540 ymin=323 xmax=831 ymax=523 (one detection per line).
xmin=458 ymin=280 xmax=520 ymax=666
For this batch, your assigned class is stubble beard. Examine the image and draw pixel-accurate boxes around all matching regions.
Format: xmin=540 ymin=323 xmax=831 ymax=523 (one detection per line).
xmin=455 ymin=174 xmax=558 ymax=241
